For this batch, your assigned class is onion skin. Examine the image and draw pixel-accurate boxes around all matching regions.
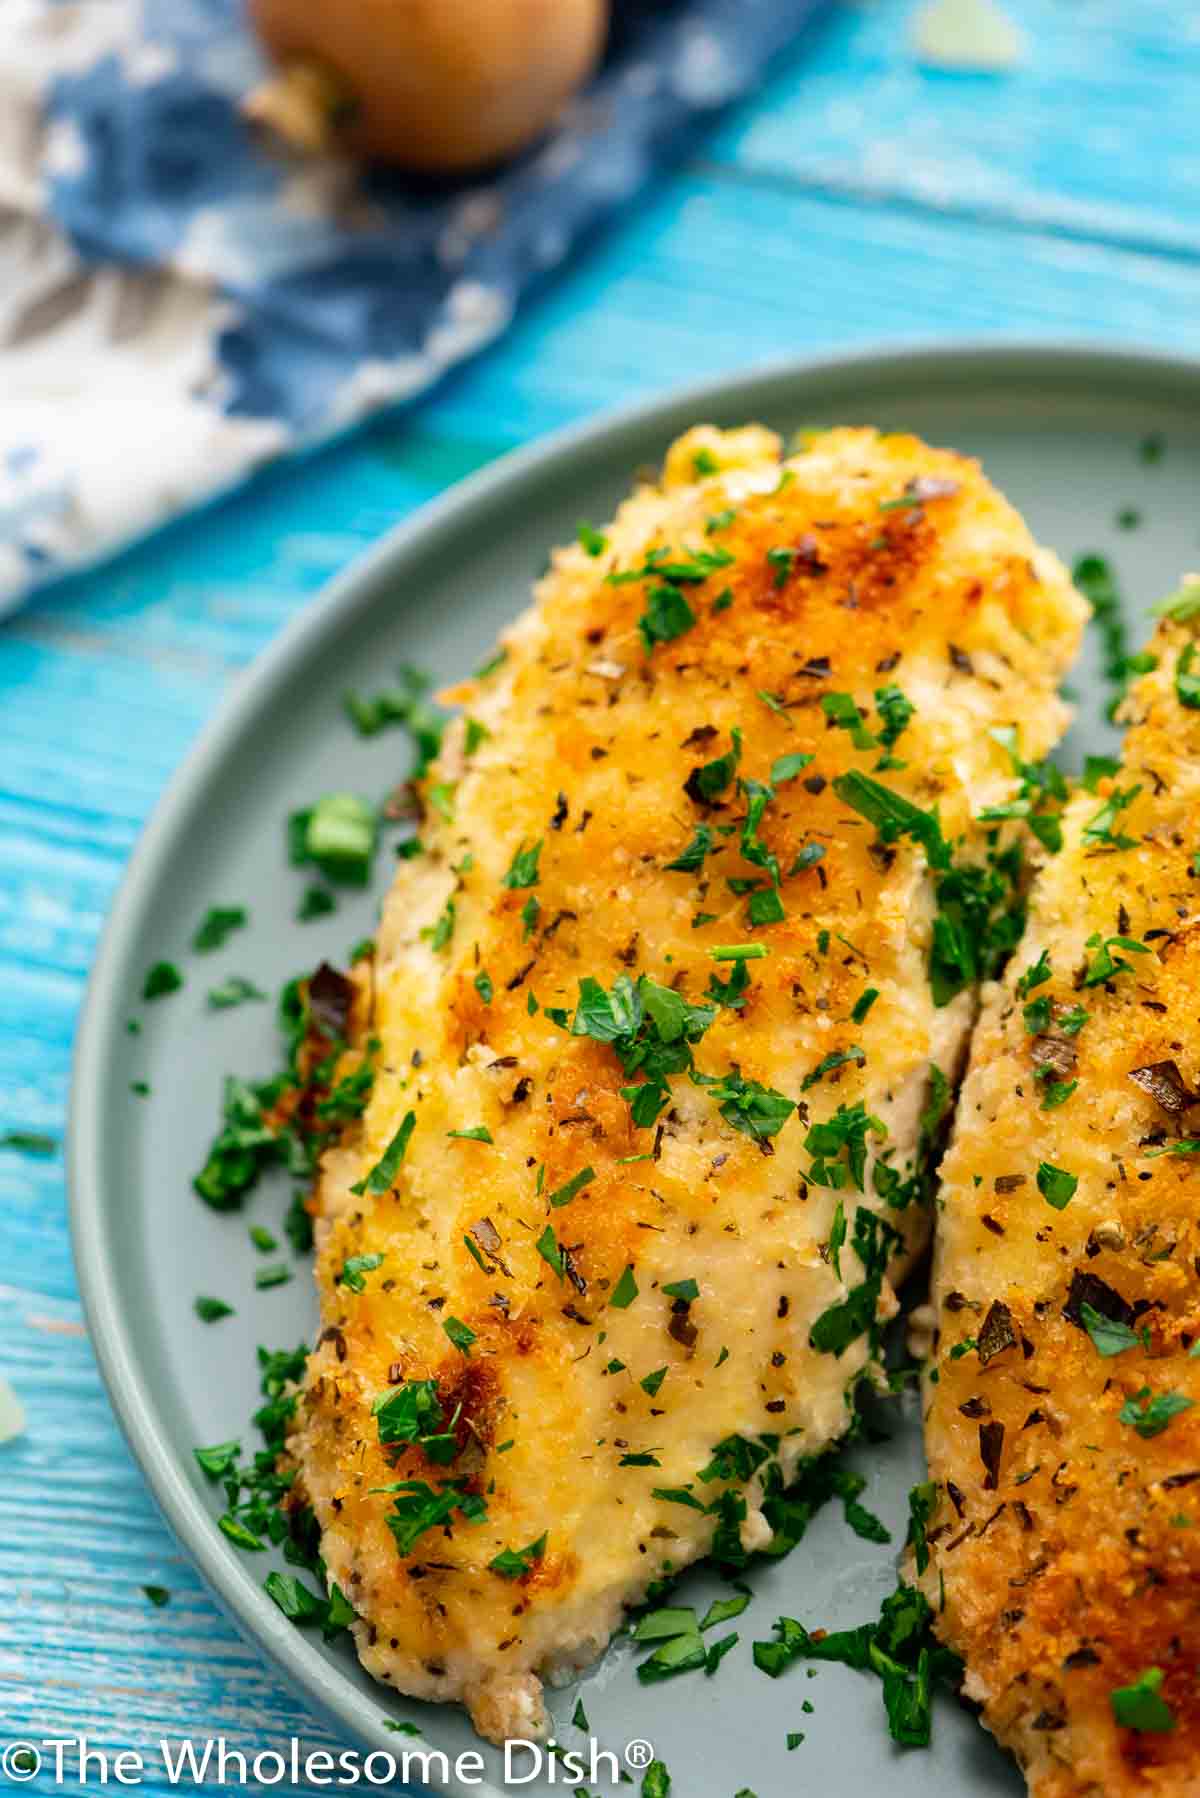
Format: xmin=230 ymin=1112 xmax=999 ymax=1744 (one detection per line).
xmin=246 ymin=0 xmax=609 ymax=172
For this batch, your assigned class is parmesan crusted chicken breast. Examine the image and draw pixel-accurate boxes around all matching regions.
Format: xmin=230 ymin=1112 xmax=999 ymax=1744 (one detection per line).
xmin=289 ymin=424 xmax=1085 ymax=1744
xmin=920 ymin=589 xmax=1200 ymax=1796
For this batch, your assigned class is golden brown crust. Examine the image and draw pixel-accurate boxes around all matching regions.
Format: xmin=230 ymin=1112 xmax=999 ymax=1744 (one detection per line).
xmin=922 ymin=610 xmax=1200 ymax=1795
xmin=290 ymin=424 xmax=1086 ymax=1740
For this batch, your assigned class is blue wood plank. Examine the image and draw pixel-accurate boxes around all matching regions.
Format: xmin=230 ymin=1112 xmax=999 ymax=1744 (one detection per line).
xmin=712 ymin=0 xmax=1200 ymax=258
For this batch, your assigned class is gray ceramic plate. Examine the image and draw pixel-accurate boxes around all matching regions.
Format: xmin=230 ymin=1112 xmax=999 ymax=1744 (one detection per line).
xmin=70 ymin=345 xmax=1200 ymax=1798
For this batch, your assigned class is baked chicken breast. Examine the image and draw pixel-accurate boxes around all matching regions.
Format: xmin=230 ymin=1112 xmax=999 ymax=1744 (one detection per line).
xmin=920 ymin=593 xmax=1200 ymax=1795
xmin=289 ymin=424 xmax=1086 ymax=1743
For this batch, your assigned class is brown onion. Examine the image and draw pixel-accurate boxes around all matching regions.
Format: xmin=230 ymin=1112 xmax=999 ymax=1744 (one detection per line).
xmin=244 ymin=0 xmax=609 ymax=172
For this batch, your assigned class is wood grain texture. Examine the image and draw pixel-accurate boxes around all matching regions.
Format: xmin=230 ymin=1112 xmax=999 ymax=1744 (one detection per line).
xmin=2 ymin=0 xmax=1199 ymax=1785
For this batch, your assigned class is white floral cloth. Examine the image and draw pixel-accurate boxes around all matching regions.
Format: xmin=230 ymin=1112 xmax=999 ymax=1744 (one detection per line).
xmin=0 ymin=0 xmax=827 ymax=612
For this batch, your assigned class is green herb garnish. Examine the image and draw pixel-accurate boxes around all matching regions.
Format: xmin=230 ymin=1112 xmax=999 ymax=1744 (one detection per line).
xmin=443 ymin=1316 xmax=476 ymax=1356
xmin=502 ymin=840 xmax=542 ymax=889
xmin=1036 ymin=1162 xmax=1077 ymax=1209
xmin=143 ymin=961 xmax=183 ymax=1001
xmin=548 ymin=1165 xmax=596 ymax=1208
xmin=208 ymin=975 xmax=266 ymax=1010
xmin=338 ymin=1252 xmax=385 ymax=1294
xmin=1120 ymin=1386 xmax=1193 ymax=1438
xmin=490 ymin=1534 xmax=548 ymax=1578
xmin=193 ymin=906 xmax=247 ymax=952
xmin=291 ymin=793 xmax=377 ymax=885
xmin=1111 ymin=1667 xmax=1175 ymax=1733
xmin=194 ymin=1296 xmax=233 ymax=1323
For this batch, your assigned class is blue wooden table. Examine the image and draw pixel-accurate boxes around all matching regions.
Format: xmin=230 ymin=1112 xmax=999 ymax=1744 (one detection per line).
xmin=3 ymin=1 xmax=1199 ymax=1788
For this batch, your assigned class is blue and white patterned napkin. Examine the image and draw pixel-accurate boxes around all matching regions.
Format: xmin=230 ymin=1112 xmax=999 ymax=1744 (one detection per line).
xmin=0 ymin=0 xmax=827 ymax=613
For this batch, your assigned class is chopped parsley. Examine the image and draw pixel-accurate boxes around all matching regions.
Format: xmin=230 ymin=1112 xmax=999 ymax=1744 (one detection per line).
xmin=254 ymin=1263 xmax=292 ymax=1290
xmin=447 ymin=1125 xmax=492 ymax=1143
xmin=1111 ymin=1667 xmax=1175 ymax=1733
xmin=552 ymin=972 xmax=716 ymax=1127
xmin=1176 ymin=642 xmax=1200 ymax=709
xmin=143 ymin=960 xmax=183 ymax=1001
xmin=790 ymin=841 xmax=826 ymax=873
xmin=193 ymin=1070 xmax=299 ymax=1212
xmin=845 ymin=988 xmax=878 ymax=1027
xmin=801 ymin=1046 xmax=866 ymax=1093
xmin=490 ymin=1533 xmax=548 ymax=1578
xmin=1073 ymin=555 xmax=1132 ymax=721
xmin=193 ymin=906 xmax=248 ymax=952
xmin=771 ymin=751 xmax=814 ymax=784
xmin=832 ymin=772 xmax=949 ymax=871
xmin=609 ymin=1265 xmax=639 ymax=1309
xmin=747 ymin=886 xmax=785 ymax=927
xmin=290 ymin=793 xmax=377 ymax=886
xmin=639 ymin=583 xmax=697 ymax=650
xmin=373 ymin=1478 xmax=487 ymax=1555
xmin=264 ymin=1571 xmax=353 ymax=1638
xmin=341 ymin=666 xmax=445 ymax=769
xmin=873 ymin=684 xmax=915 ymax=768
xmin=548 ymin=1165 xmax=596 ymax=1208
xmin=809 ymin=1208 xmax=898 ymax=1358
xmin=928 ymin=847 xmax=1025 ymax=1007
xmin=0 ymin=1130 xmax=57 ymax=1157
xmin=208 ymin=975 xmax=266 ymax=1009
xmin=906 ymin=1480 xmax=938 ymax=1577
xmin=981 ymin=726 xmax=1067 ymax=851
xmin=298 ymin=884 xmax=336 ymax=921
xmin=442 ymin=1316 xmax=476 ymax=1356
xmin=1082 ymin=783 xmax=1141 ymax=852
xmin=1022 ymin=995 xmax=1052 ymax=1034
xmin=694 ymin=1067 xmax=796 ymax=1143
xmin=426 ymin=896 xmax=456 ymax=952
xmin=1036 ymin=1162 xmax=1077 ymax=1210
xmin=1016 ymin=950 xmax=1051 ymax=997
xmin=1119 ymin=1387 xmax=1193 ymax=1439
xmin=805 ymin=1102 xmax=886 ymax=1192
xmin=535 ymin=1224 xmax=565 ymax=1280
xmin=317 ymin=1057 xmax=376 ymax=1124
xmin=665 ymin=823 xmax=714 ymax=872
xmin=822 ymin=692 xmax=875 ymax=751
xmin=474 ymin=970 xmax=493 ymax=1003
xmin=818 ymin=682 xmax=914 ymax=771
xmin=143 ymin=1585 xmax=170 ymax=1607
xmin=1083 ymin=932 xmax=1150 ymax=986
xmin=194 ymin=1343 xmax=328 ymax=1575
xmin=194 ymin=1296 xmax=233 ymax=1323
xmin=502 ymin=840 xmax=542 ymax=889
xmin=1083 ymin=754 xmax=1120 ymax=792
xmin=687 ymin=729 xmax=741 ymax=803
xmin=372 ymin=1379 xmax=459 ymax=1461
xmin=1154 ymin=577 xmax=1200 ymax=622
xmin=337 ymin=1252 xmax=384 ymax=1294
xmin=577 ymin=521 xmax=608 ymax=556
xmin=754 ymin=1576 xmax=960 ymax=1748
xmin=1080 ymin=1303 xmax=1144 ymax=1358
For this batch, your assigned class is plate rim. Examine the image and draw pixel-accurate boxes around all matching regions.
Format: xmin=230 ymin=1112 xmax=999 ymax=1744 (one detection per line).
xmin=67 ymin=336 xmax=1200 ymax=1789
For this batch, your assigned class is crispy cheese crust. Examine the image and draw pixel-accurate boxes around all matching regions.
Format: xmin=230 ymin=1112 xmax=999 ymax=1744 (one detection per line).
xmin=922 ymin=609 xmax=1200 ymax=1795
xmin=290 ymin=424 xmax=1085 ymax=1742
